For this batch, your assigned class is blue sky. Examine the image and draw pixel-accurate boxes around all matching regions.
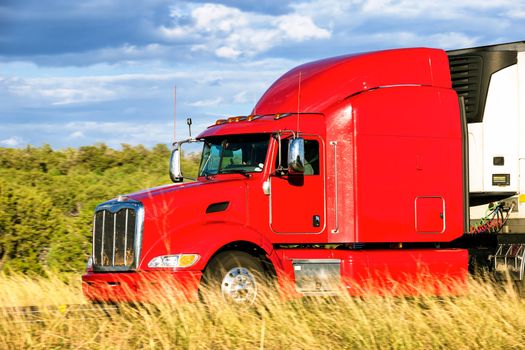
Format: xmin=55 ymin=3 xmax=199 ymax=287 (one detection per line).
xmin=1 ymin=0 xmax=524 ymax=149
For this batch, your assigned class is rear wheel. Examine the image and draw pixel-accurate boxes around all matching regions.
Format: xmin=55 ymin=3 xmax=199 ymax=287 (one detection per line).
xmin=201 ymin=251 xmax=269 ymax=305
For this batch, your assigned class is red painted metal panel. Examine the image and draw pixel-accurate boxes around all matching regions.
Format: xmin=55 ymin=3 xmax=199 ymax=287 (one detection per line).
xmin=270 ymin=135 xmax=325 ymax=234
xmin=323 ymin=103 xmax=356 ymax=242
xmin=82 ymin=271 xmax=202 ymax=303
xmin=270 ymin=175 xmax=325 ymax=233
xmin=253 ymin=48 xmax=451 ymax=115
xmin=416 ymin=197 xmax=445 ymax=232
xmin=352 ymin=86 xmax=464 ymax=242
xmin=276 ymin=248 xmax=468 ymax=296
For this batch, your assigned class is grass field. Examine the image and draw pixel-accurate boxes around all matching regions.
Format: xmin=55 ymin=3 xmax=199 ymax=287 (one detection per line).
xmin=1 ymin=274 xmax=525 ymax=349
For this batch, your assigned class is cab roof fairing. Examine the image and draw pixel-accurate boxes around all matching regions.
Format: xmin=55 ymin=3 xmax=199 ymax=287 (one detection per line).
xmin=252 ymin=47 xmax=452 ymax=116
xmin=197 ymin=48 xmax=451 ymax=139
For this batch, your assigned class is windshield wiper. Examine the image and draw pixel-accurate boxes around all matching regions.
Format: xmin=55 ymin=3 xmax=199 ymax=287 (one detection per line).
xmin=219 ymin=169 xmax=251 ymax=178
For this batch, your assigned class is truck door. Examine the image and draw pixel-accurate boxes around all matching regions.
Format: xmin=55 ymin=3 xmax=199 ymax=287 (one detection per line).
xmin=270 ymin=136 xmax=325 ymax=233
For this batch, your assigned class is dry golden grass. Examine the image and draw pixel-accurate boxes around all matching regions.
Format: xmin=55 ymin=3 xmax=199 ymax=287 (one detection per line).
xmin=1 ymin=273 xmax=525 ymax=349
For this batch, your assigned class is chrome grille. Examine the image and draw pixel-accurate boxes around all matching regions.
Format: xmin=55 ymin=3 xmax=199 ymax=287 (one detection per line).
xmin=92 ymin=200 xmax=143 ymax=272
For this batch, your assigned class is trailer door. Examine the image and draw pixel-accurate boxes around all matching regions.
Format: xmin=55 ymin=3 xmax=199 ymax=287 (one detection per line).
xmin=270 ymin=136 xmax=325 ymax=233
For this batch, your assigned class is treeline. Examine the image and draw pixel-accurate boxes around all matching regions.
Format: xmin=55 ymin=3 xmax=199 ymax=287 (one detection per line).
xmin=0 ymin=144 xmax=200 ymax=275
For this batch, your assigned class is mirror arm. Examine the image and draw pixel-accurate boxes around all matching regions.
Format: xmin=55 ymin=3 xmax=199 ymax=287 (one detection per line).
xmin=273 ymin=130 xmax=300 ymax=176
xmin=277 ymin=133 xmax=282 ymax=171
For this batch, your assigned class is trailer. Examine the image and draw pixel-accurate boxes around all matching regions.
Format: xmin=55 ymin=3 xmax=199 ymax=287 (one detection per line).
xmin=448 ymin=42 xmax=525 ymax=286
xmin=82 ymin=42 xmax=525 ymax=304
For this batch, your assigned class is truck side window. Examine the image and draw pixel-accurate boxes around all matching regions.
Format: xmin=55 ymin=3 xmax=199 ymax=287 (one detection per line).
xmin=304 ymin=140 xmax=319 ymax=175
xmin=277 ymin=139 xmax=319 ymax=175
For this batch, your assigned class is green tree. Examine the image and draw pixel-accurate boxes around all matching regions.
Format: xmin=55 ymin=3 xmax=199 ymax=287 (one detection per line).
xmin=0 ymin=180 xmax=62 ymax=274
xmin=0 ymin=143 xmax=202 ymax=275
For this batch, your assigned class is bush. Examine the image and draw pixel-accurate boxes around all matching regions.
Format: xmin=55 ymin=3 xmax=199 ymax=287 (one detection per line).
xmin=0 ymin=144 xmax=200 ymax=275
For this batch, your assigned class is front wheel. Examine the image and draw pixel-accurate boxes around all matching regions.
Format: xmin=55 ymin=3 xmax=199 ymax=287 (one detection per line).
xmin=201 ymin=251 xmax=269 ymax=305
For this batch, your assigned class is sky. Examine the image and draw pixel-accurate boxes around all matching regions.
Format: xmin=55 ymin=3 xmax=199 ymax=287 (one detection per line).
xmin=1 ymin=0 xmax=524 ymax=149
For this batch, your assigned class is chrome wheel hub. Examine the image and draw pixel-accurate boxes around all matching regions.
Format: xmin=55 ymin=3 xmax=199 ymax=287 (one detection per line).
xmin=221 ymin=267 xmax=257 ymax=304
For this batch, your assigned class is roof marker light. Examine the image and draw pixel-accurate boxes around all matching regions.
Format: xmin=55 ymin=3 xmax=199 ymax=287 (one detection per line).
xmin=227 ymin=116 xmax=248 ymax=123
xmin=247 ymin=115 xmax=264 ymax=121
xmin=274 ymin=113 xmax=291 ymax=120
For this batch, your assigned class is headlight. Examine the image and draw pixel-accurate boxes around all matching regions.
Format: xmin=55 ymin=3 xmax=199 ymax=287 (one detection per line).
xmin=86 ymin=256 xmax=93 ymax=270
xmin=148 ymin=254 xmax=200 ymax=269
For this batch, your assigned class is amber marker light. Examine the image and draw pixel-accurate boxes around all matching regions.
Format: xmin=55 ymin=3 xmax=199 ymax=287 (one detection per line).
xmin=177 ymin=254 xmax=200 ymax=267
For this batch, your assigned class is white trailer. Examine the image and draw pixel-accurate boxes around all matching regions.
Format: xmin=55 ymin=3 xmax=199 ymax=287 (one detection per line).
xmin=448 ymin=42 xmax=525 ymax=231
xmin=448 ymin=42 xmax=525 ymax=283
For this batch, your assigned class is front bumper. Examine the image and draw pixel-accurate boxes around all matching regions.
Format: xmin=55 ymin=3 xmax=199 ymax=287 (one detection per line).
xmin=82 ymin=270 xmax=203 ymax=303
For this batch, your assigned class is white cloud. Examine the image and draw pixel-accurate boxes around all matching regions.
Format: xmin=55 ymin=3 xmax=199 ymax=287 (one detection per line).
xmin=3 ymin=0 xmax=525 ymax=150
xmin=429 ymin=32 xmax=479 ymax=49
xmin=0 ymin=136 xmax=24 ymax=147
xmin=277 ymin=14 xmax=331 ymax=41
xmin=63 ymin=121 xmax=173 ymax=148
xmin=192 ymin=3 xmax=247 ymax=32
xmin=155 ymin=0 xmax=525 ymax=61
xmin=159 ymin=26 xmax=190 ymax=39
xmin=0 ymin=121 xmax=174 ymax=148
xmin=359 ymin=31 xmax=479 ymax=50
xmin=188 ymin=97 xmax=223 ymax=107
xmin=0 ymin=58 xmax=292 ymax=111
xmin=506 ymin=5 xmax=525 ymax=18
xmin=233 ymin=91 xmax=250 ymax=104
xmin=68 ymin=131 xmax=85 ymax=139
xmin=215 ymin=46 xmax=242 ymax=59
xmin=293 ymin=0 xmax=521 ymax=21
xmin=158 ymin=3 xmax=332 ymax=59
xmin=1 ymin=72 xmax=189 ymax=105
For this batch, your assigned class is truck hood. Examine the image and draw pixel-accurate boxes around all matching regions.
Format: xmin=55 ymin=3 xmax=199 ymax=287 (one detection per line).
xmin=124 ymin=181 xmax=204 ymax=202
xmin=122 ymin=178 xmax=250 ymax=269
xmin=125 ymin=176 xmax=249 ymax=221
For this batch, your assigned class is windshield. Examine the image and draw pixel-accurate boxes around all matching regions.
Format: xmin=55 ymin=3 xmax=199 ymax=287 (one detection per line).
xmin=199 ymin=134 xmax=270 ymax=176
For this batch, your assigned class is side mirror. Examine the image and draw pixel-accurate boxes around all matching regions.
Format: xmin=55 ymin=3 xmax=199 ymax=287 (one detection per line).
xmin=169 ymin=143 xmax=184 ymax=182
xmin=288 ymin=138 xmax=305 ymax=174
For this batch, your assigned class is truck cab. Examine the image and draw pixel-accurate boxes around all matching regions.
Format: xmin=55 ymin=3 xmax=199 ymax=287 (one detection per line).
xmin=83 ymin=47 xmax=472 ymax=304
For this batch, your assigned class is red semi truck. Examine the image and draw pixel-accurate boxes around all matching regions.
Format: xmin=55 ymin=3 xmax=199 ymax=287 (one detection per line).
xmin=82 ymin=42 xmax=525 ymax=303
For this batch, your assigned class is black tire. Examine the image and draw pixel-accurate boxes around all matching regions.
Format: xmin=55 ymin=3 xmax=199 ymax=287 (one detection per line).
xmin=201 ymin=251 xmax=270 ymax=305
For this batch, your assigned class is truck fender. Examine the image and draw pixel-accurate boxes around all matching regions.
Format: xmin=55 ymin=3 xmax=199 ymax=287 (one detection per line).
xmin=140 ymin=222 xmax=275 ymax=272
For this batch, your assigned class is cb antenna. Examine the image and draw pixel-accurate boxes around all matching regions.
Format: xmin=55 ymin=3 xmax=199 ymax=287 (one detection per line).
xmin=173 ymin=85 xmax=177 ymax=142
xmin=296 ymin=71 xmax=302 ymax=137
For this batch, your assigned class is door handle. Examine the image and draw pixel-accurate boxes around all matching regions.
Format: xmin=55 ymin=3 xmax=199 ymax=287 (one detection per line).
xmin=313 ymin=215 xmax=321 ymax=227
